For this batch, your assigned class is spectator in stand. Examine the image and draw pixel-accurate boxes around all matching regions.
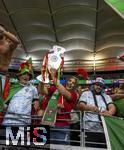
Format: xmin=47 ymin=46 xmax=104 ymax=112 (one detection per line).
xmin=0 ymin=24 xmax=19 ymax=123
xmin=38 ymin=69 xmax=78 ymax=144
xmin=78 ymin=77 xmax=116 ymax=148
xmin=110 ymin=83 xmax=124 ymax=118
xmin=78 ymin=77 xmax=116 ymax=130
xmin=2 ymin=61 xmax=39 ymax=125
xmin=111 ymin=82 xmax=120 ymax=94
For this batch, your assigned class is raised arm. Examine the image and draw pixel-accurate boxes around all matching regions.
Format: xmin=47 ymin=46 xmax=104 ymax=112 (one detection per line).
xmin=0 ymin=25 xmax=19 ymax=49
xmin=56 ymin=82 xmax=72 ymax=100
xmin=3 ymin=30 xmax=19 ymax=45
xmin=38 ymin=82 xmax=49 ymax=95
xmin=50 ymin=68 xmax=76 ymax=100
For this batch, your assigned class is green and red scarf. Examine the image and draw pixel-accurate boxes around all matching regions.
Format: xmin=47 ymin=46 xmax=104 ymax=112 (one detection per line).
xmin=42 ymin=90 xmax=63 ymax=126
xmin=0 ymin=82 xmax=23 ymax=112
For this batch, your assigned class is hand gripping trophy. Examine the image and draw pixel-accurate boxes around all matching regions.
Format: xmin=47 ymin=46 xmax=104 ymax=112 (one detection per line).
xmin=37 ymin=45 xmax=66 ymax=84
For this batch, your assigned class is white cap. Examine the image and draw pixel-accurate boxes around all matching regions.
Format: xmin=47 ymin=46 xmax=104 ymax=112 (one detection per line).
xmin=94 ymin=77 xmax=106 ymax=88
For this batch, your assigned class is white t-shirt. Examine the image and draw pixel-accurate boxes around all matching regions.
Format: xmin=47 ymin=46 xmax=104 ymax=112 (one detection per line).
xmin=3 ymin=84 xmax=39 ymax=125
xmin=79 ymin=90 xmax=113 ymax=131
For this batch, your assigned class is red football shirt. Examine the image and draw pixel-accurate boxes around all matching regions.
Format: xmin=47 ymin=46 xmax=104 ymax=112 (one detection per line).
xmin=41 ymin=86 xmax=78 ymax=126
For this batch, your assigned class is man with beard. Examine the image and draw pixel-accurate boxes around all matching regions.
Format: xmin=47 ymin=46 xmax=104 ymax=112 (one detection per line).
xmin=78 ymin=77 xmax=116 ymax=148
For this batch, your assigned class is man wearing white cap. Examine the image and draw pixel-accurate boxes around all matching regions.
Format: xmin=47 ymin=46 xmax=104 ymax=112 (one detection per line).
xmin=78 ymin=77 xmax=116 ymax=130
xmin=78 ymin=77 xmax=116 ymax=147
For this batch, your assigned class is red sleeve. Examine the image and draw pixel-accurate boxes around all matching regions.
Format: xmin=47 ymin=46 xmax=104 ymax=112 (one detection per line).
xmin=70 ymin=91 xmax=78 ymax=103
xmin=63 ymin=91 xmax=78 ymax=112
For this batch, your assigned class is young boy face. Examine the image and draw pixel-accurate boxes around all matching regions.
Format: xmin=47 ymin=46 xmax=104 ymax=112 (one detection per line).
xmin=18 ymin=72 xmax=30 ymax=85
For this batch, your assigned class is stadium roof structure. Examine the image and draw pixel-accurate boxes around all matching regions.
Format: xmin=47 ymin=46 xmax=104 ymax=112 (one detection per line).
xmin=0 ymin=0 xmax=124 ymax=73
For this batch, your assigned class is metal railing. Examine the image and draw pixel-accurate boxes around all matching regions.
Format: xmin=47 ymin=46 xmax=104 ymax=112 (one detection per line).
xmin=0 ymin=110 xmax=107 ymax=150
xmin=83 ymin=111 xmax=107 ymax=148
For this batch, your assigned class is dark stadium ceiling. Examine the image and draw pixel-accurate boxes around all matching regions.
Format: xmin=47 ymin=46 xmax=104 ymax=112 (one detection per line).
xmin=0 ymin=0 xmax=124 ymax=73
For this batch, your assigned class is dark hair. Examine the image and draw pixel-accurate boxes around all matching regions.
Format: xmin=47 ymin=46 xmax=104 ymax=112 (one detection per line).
xmin=119 ymin=83 xmax=124 ymax=90
xmin=66 ymin=76 xmax=78 ymax=89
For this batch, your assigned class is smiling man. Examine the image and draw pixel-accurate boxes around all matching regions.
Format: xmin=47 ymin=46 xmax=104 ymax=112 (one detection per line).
xmin=78 ymin=77 xmax=116 ymax=148
xmin=78 ymin=77 xmax=116 ymax=130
